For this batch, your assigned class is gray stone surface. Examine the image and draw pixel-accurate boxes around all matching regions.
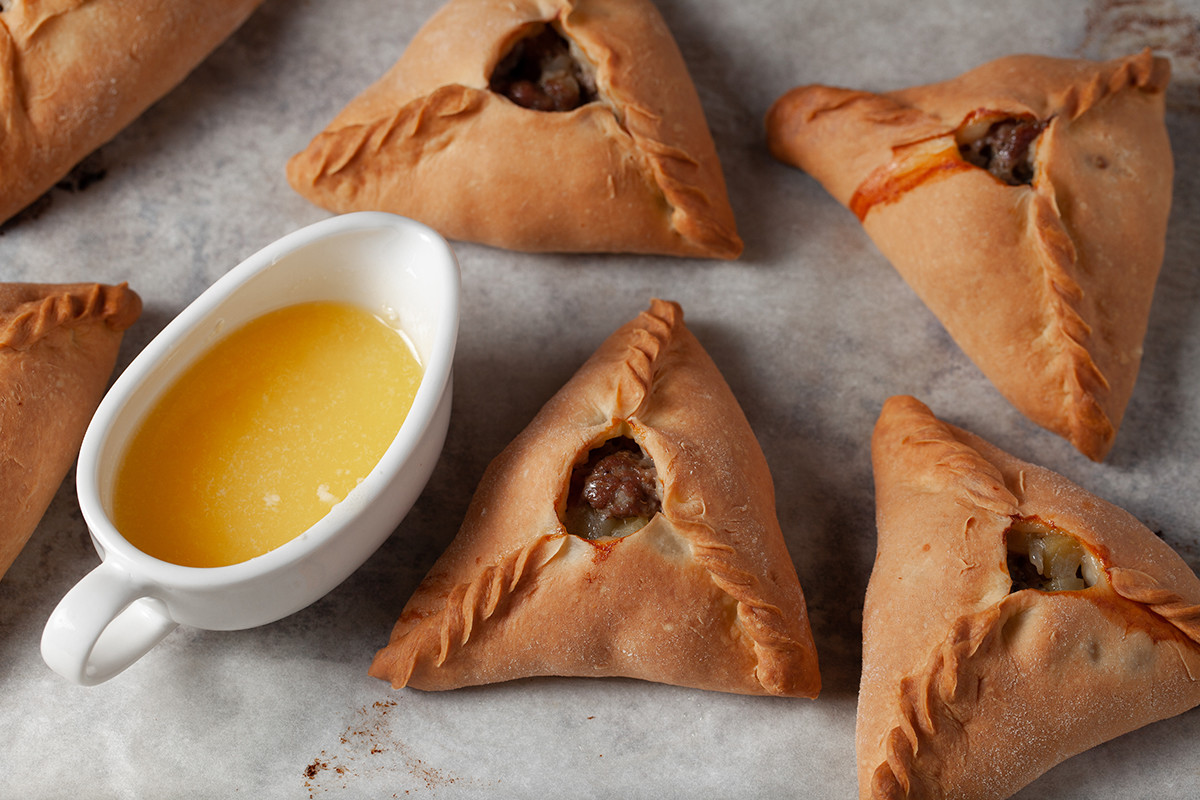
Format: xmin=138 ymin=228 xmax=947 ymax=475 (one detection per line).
xmin=1 ymin=0 xmax=1198 ymax=796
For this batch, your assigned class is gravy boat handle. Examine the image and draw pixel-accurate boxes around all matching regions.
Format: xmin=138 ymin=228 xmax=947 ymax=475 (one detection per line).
xmin=41 ymin=561 xmax=179 ymax=686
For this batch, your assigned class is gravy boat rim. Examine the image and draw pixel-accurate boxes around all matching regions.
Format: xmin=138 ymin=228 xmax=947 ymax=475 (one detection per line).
xmin=75 ymin=212 xmax=460 ymax=585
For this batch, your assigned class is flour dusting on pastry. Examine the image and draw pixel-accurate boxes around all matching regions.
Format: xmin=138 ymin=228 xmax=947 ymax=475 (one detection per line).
xmin=0 ymin=283 xmax=142 ymax=581
xmin=287 ymin=0 xmax=743 ymax=258
xmin=369 ymin=300 xmax=819 ymax=697
xmin=860 ymin=396 xmax=1200 ymax=800
xmin=0 ymin=1 xmax=264 ymax=226
xmin=766 ymin=51 xmax=1173 ymax=460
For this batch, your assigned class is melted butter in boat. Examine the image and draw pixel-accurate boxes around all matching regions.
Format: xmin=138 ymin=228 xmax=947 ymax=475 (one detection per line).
xmin=113 ymin=301 xmax=423 ymax=568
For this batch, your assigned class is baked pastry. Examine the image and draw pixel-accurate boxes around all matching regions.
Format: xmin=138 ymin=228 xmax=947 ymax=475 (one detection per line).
xmin=861 ymin=395 xmax=1200 ymax=799
xmin=0 ymin=0 xmax=264 ymax=224
xmin=0 ymin=282 xmax=141 ymax=580
xmin=287 ymin=0 xmax=743 ymax=259
xmin=370 ymin=299 xmax=819 ymax=697
xmin=765 ymin=51 xmax=1173 ymax=461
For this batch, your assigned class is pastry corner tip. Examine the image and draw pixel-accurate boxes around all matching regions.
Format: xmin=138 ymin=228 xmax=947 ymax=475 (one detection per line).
xmin=103 ymin=282 xmax=143 ymax=332
xmin=367 ymin=647 xmax=414 ymax=690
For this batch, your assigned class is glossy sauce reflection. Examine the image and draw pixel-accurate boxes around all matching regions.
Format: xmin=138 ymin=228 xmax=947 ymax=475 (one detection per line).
xmin=113 ymin=301 xmax=423 ymax=567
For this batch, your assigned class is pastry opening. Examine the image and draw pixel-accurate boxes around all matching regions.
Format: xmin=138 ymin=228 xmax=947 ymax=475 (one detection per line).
xmin=489 ymin=22 xmax=599 ymax=112
xmin=561 ymin=436 xmax=661 ymax=541
xmin=1005 ymin=519 xmax=1100 ymax=593
xmin=956 ymin=112 xmax=1047 ymax=186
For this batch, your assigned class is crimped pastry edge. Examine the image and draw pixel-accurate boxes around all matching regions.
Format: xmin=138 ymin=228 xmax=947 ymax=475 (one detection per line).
xmin=371 ymin=299 xmax=818 ymax=697
xmin=0 ymin=282 xmax=142 ymax=350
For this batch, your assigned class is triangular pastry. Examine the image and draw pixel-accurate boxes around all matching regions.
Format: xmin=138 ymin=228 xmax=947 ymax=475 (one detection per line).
xmin=370 ymin=299 xmax=819 ymax=697
xmin=287 ymin=0 xmax=743 ymax=259
xmin=861 ymin=395 xmax=1200 ymax=799
xmin=0 ymin=282 xmax=141 ymax=580
xmin=0 ymin=0 xmax=264 ymax=225
xmin=765 ymin=51 xmax=1173 ymax=461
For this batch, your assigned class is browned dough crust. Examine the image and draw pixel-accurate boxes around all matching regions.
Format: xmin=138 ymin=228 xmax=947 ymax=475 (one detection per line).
xmin=0 ymin=0 xmax=264 ymax=224
xmin=860 ymin=395 xmax=1200 ymax=799
xmin=370 ymin=299 xmax=819 ymax=697
xmin=765 ymin=51 xmax=1173 ymax=461
xmin=0 ymin=281 xmax=141 ymax=580
xmin=286 ymin=0 xmax=742 ymax=259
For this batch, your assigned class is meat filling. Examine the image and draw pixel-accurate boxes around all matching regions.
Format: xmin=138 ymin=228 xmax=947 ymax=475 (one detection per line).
xmin=958 ymin=117 xmax=1047 ymax=186
xmin=562 ymin=437 xmax=661 ymax=541
xmin=1006 ymin=522 xmax=1100 ymax=593
xmin=489 ymin=25 xmax=597 ymax=112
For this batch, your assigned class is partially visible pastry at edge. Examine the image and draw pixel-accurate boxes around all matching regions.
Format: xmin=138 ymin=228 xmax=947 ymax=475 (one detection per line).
xmin=287 ymin=0 xmax=743 ymax=259
xmin=0 ymin=0 xmax=264 ymax=225
xmin=765 ymin=51 xmax=1173 ymax=460
xmin=860 ymin=395 xmax=1200 ymax=799
xmin=370 ymin=300 xmax=819 ymax=697
xmin=0 ymin=282 xmax=142 ymax=581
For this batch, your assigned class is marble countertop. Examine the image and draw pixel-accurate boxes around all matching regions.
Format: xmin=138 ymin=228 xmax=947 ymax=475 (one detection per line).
xmin=2 ymin=0 xmax=1198 ymax=796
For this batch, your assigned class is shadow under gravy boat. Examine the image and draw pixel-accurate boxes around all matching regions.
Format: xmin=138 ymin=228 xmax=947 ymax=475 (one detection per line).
xmin=41 ymin=212 xmax=460 ymax=685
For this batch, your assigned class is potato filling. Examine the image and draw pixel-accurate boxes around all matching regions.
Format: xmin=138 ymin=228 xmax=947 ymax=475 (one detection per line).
xmin=561 ymin=437 xmax=661 ymax=541
xmin=489 ymin=24 xmax=598 ymax=112
xmin=957 ymin=115 xmax=1047 ymax=186
xmin=1006 ymin=521 xmax=1100 ymax=592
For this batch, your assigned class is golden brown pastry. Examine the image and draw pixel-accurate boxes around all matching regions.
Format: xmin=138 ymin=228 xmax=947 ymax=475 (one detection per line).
xmin=765 ymin=51 xmax=1173 ymax=461
xmin=287 ymin=0 xmax=743 ymax=259
xmin=370 ymin=299 xmax=818 ymax=697
xmin=861 ymin=395 xmax=1200 ymax=799
xmin=0 ymin=282 xmax=141 ymax=580
xmin=0 ymin=0 xmax=264 ymax=225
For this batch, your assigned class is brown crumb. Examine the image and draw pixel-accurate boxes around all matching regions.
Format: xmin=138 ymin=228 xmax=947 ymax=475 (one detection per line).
xmin=301 ymin=696 xmax=481 ymax=793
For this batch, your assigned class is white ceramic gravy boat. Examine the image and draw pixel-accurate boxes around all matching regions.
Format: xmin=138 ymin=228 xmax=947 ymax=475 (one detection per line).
xmin=41 ymin=212 xmax=459 ymax=685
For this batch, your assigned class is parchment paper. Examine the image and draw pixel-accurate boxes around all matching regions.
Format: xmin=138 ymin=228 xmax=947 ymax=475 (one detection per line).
xmin=1 ymin=0 xmax=1198 ymax=797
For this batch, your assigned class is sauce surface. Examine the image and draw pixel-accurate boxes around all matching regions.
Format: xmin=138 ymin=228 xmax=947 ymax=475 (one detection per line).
xmin=113 ymin=301 xmax=423 ymax=568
